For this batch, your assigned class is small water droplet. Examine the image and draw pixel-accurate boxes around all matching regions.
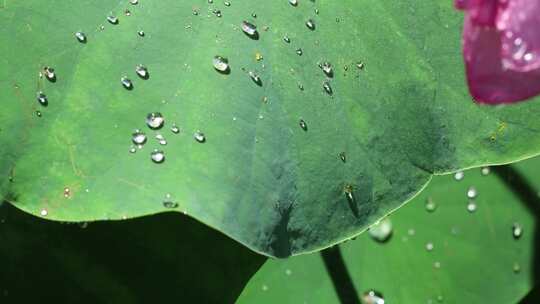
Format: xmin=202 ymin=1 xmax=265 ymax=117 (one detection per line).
xmin=248 ymin=71 xmax=262 ymax=86
xmin=135 ymin=65 xmax=149 ymax=79
xmin=319 ymin=62 xmax=333 ymax=77
xmin=434 ymin=261 xmax=441 ymax=269
xmin=362 ymin=290 xmax=385 ymax=304
xmin=241 ymin=21 xmax=258 ymax=38
xmin=296 ymin=48 xmax=303 ymax=56
xmin=408 ymin=228 xmax=416 ymax=236
xmin=146 ymin=112 xmax=165 ymax=130
xmin=155 ymin=133 xmax=167 ymax=145
xmin=163 ymin=193 xmax=179 ymax=208
xmin=339 ymin=152 xmax=346 ymax=163
xmin=512 ymin=223 xmax=523 ymax=239
xmin=171 ymin=124 xmax=180 ymax=134
xmin=151 ymin=149 xmax=165 ymax=163
xmin=129 ymin=146 xmax=137 ymax=153
xmin=213 ymin=56 xmax=230 ymax=73
xmin=194 ymin=131 xmax=206 ymax=143
xmin=121 ymin=76 xmax=133 ymax=89
xmin=467 ymin=187 xmax=477 ymax=199
xmin=36 ymin=110 xmax=42 ymax=117
xmin=425 ymin=242 xmax=434 ymax=251
xmin=138 ymin=30 xmax=145 ymax=37
xmin=425 ymin=197 xmax=437 ymax=212
xmin=107 ymin=15 xmax=119 ymax=24
xmin=40 ymin=209 xmax=48 ymax=216
xmin=323 ymin=81 xmax=333 ymax=95
xmin=213 ymin=9 xmax=222 ymax=17
xmin=356 ymin=62 xmax=365 ymax=70
xmin=299 ymin=119 xmax=308 ymax=131
xmin=513 ymin=262 xmax=521 ymax=273
xmin=344 ymin=184 xmax=355 ymax=203
xmin=75 ymin=31 xmax=87 ymax=43
xmin=467 ymin=200 xmax=477 ymax=213
xmin=285 ymin=269 xmax=292 ymax=276
xmin=369 ymin=218 xmax=393 ymax=243
xmin=283 ymin=35 xmax=291 ymax=43
xmin=305 ymin=19 xmax=315 ymax=30
xmin=454 ymin=171 xmax=464 ymax=181
xmin=289 ymin=0 xmax=298 ymax=7
xmin=125 ymin=9 xmax=131 ymax=16
xmin=481 ymin=166 xmax=490 ymax=176
xmin=37 ymin=91 xmax=48 ymax=106
xmin=63 ymin=187 xmax=71 ymax=198
xmin=130 ymin=0 xmax=138 ymax=4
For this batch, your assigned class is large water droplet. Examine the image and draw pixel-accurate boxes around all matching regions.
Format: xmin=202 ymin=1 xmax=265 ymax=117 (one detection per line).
xmin=132 ymin=129 xmax=147 ymax=145
xmin=146 ymin=112 xmax=165 ymax=130
xmin=362 ymin=290 xmax=385 ymax=304
xmin=241 ymin=21 xmax=258 ymax=38
xmin=163 ymin=194 xmax=179 ymax=208
xmin=369 ymin=218 xmax=393 ymax=243
xmin=512 ymin=223 xmax=523 ymax=239
xmin=213 ymin=56 xmax=230 ymax=73
xmin=151 ymin=149 xmax=165 ymax=163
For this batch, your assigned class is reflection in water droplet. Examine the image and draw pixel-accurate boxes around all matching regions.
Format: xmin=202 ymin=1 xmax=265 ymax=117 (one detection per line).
xmin=151 ymin=149 xmax=165 ymax=163
xmin=425 ymin=197 xmax=437 ymax=212
xmin=512 ymin=223 xmax=523 ymax=239
xmin=369 ymin=218 xmax=393 ymax=243
xmin=129 ymin=146 xmax=137 ymax=153
xmin=362 ymin=290 xmax=385 ymax=304
xmin=156 ymin=133 xmax=167 ymax=145
xmin=454 ymin=171 xmax=464 ymax=181
xmin=194 ymin=131 xmax=206 ymax=143
xmin=146 ymin=112 xmax=165 ymax=130
xmin=213 ymin=56 xmax=230 ymax=73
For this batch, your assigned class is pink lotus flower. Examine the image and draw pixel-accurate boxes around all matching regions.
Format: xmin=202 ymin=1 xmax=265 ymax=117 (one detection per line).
xmin=455 ymin=0 xmax=540 ymax=104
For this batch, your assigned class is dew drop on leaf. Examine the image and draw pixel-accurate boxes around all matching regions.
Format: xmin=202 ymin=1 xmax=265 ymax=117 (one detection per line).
xmin=171 ymin=124 xmax=180 ymax=134
xmin=75 ymin=31 xmax=86 ymax=43
xmin=121 ymin=76 xmax=133 ymax=89
xmin=305 ymin=19 xmax=315 ymax=30
xmin=241 ymin=21 xmax=258 ymax=37
xmin=289 ymin=0 xmax=298 ymax=7
xmin=425 ymin=197 xmax=437 ymax=212
xmin=454 ymin=171 xmax=464 ymax=181
xmin=213 ymin=56 xmax=230 ymax=73
xmin=425 ymin=242 xmax=434 ymax=251
xmin=466 ymin=186 xmax=477 ymax=199
xmin=151 ymin=149 xmax=165 ymax=163
xmin=512 ymin=223 xmax=523 ymax=239
xmin=467 ymin=200 xmax=477 ymax=213
xmin=323 ymin=81 xmax=333 ymax=95
xmin=132 ymin=129 xmax=147 ymax=145
xmin=146 ymin=112 xmax=165 ymax=130
xmin=368 ymin=218 xmax=393 ymax=243
xmin=36 ymin=91 xmax=48 ymax=106
xmin=135 ymin=65 xmax=149 ymax=79
xmin=107 ymin=15 xmax=119 ymax=24
xmin=163 ymin=194 xmax=179 ymax=209
xmin=194 ymin=131 xmax=206 ymax=143
xmin=362 ymin=290 xmax=385 ymax=304
xmin=43 ymin=66 xmax=56 ymax=81
xmin=299 ymin=119 xmax=308 ymax=131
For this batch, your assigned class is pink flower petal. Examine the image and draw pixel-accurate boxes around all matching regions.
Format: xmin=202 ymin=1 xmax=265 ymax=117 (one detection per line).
xmin=456 ymin=0 xmax=540 ymax=104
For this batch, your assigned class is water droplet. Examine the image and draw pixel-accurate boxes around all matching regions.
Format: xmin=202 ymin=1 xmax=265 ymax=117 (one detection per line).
xmin=369 ymin=218 xmax=393 ymax=243
xmin=155 ymin=133 xmax=167 ymax=145
xmin=194 ymin=131 xmax=206 ymax=143
xmin=305 ymin=19 xmax=315 ymax=30
xmin=121 ymin=76 xmax=133 ymax=89
xmin=241 ymin=21 xmax=258 ymax=38
xmin=261 ymin=284 xmax=269 ymax=291
xmin=339 ymin=152 xmax=346 ymax=163
xmin=513 ymin=262 xmax=521 ymax=273
xmin=151 ymin=149 xmax=165 ymax=163
xmin=63 ymin=187 xmax=71 ymax=198
xmin=107 ymin=15 xmax=119 ymax=24
xmin=132 ymin=129 xmax=147 ymax=145
xmin=434 ymin=261 xmax=441 ymax=269
xmin=436 ymin=295 xmax=444 ymax=303
xmin=43 ymin=66 xmax=56 ymax=81
xmin=138 ymin=30 xmax=145 ymax=37
xmin=296 ymin=48 xmax=303 ymax=56
xmin=425 ymin=197 xmax=437 ymax=212
xmin=323 ymin=81 xmax=333 ymax=95
xmin=130 ymin=0 xmax=138 ymax=4
xmin=344 ymin=184 xmax=355 ymax=203
xmin=283 ymin=35 xmax=291 ymax=43
xmin=213 ymin=56 xmax=230 ymax=73
xmin=408 ymin=228 xmax=415 ymax=236
xmin=36 ymin=110 xmax=42 ymax=117
xmin=356 ymin=62 xmax=365 ymax=70
xmin=289 ymin=0 xmax=298 ymax=7
xmin=40 ymin=209 xmax=48 ymax=216
xmin=512 ymin=223 xmax=523 ymax=239
xmin=163 ymin=193 xmax=179 ymax=208
xmin=125 ymin=9 xmax=131 ymax=16
xmin=467 ymin=200 xmax=477 ymax=213
xmin=466 ymin=187 xmax=477 ymax=199
xmin=425 ymin=242 xmax=434 ymax=251
xmin=299 ymin=119 xmax=308 ymax=131
xmin=75 ymin=31 xmax=87 ymax=43
xmin=171 ymin=124 xmax=180 ymax=134
xmin=146 ymin=112 xmax=165 ymax=130
xmin=248 ymin=71 xmax=262 ymax=86
xmin=135 ymin=65 xmax=149 ymax=79
xmin=213 ymin=9 xmax=222 ymax=17
xmin=362 ymin=290 xmax=385 ymax=304
xmin=319 ymin=62 xmax=333 ymax=77
xmin=481 ymin=166 xmax=490 ymax=176
xmin=454 ymin=171 xmax=464 ymax=181
xmin=285 ymin=269 xmax=292 ymax=276
xmin=129 ymin=146 xmax=137 ymax=153
xmin=37 ymin=91 xmax=48 ymax=106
